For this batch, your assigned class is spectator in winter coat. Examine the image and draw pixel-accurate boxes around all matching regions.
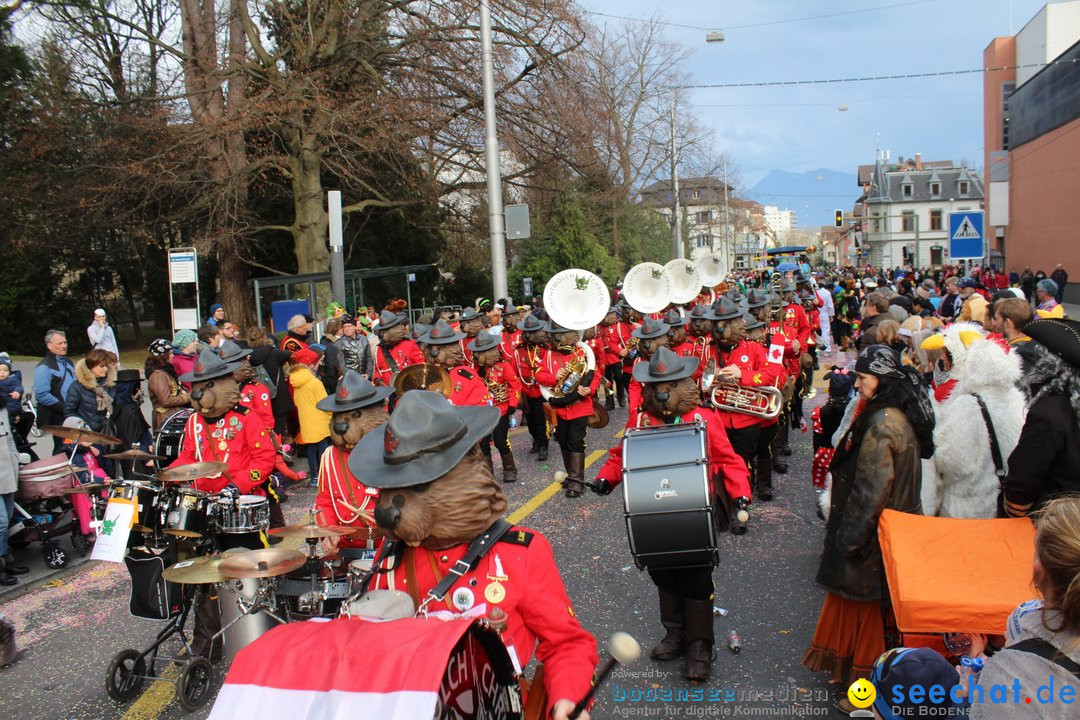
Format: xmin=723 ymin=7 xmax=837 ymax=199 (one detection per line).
xmin=87 ymin=309 xmax=119 ymax=357
xmin=1050 ymin=264 xmax=1068 ymax=303
xmin=34 ymin=329 xmax=76 ymax=453
xmin=145 ymin=338 xmax=189 ymax=431
xmin=288 ymin=348 xmax=331 ymax=487
xmin=64 ymin=349 xmax=116 ymax=435
xmin=170 ymin=329 xmax=199 ymax=391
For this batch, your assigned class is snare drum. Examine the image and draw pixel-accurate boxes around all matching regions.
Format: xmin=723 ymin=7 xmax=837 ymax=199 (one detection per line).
xmin=217 ymin=549 xmax=282 ymax=663
xmin=153 ymin=408 xmax=193 ymax=471
xmin=212 ymin=495 xmax=270 ymax=534
xmin=111 ymin=480 xmax=163 ymax=534
xmin=164 ymin=488 xmax=210 ymax=538
xmin=276 ymin=562 xmax=350 ymax=620
xmin=346 ymin=557 xmax=374 ymax=597
xmin=621 ymin=421 xmax=717 ymax=569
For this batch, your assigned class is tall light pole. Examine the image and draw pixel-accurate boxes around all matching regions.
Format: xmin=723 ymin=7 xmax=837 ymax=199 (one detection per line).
xmin=480 ymin=0 xmax=508 ymax=302
xmin=670 ymin=100 xmax=683 ymax=260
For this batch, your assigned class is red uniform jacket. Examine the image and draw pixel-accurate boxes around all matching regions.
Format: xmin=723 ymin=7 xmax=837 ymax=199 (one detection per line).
xmin=477 ymin=360 xmax=522 ymax=415
xmin=672 ymin=340 xmax=696 ymax=359
xmin=372 ymin=339 xmax=425 ymax=387
xmin=586 ymin=335 xmax=607 ymax=378
xmin=514 ymin=344 xmax=546 ymax=400
xmin=713 ymin=340 xmax=781 ymax=430
xmin=448 ymin=365 xmax=492 ymax=407
xmin=782 ymin=303 xmax=811 ymax=347
xmin=690 ymin=337 xmax=715 ymax=384
xmin=601 ymin=322 xmax=633 ymax=368
xmin=371 ymin=528 xmax=598 ymax=713
xmin=767 ymin=321 xmax=800 ymax=378
xmin=315 ymin=445 xmax=379 ymax=548
xmin=499 ymin=329 xmax=522 ymax=360
xmin=596 ymin=406 xmax=752 ymax=500
xmin=625 ymin=358 xmax=647 ymax=424
xmin=237 ymin=379 xmax=274 ymax=430
xmin=535 ymin=346 xmax=602 ymax=421
xmin=460 ymin=337 xmax=477 ymax=366
xmin=171 ymin=406 xmax=276 ymax=494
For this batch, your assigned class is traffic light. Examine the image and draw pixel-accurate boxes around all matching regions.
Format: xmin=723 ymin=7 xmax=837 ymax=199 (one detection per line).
xmin=834 ymin=210 xmax=844 ymax=228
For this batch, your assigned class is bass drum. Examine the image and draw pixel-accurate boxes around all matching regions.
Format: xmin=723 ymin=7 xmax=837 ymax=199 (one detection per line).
xmin=154 ymin=408 xmax=193 ymax=471
xmin=621 ymin=421 xmax=718 ymax=570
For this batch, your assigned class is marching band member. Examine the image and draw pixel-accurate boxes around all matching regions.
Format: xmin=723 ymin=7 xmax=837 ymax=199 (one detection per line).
xmin=591 ymin=347 xmax=750 ymax=682
xmin=583 ymin=324 xmax=608 ymax=407
xmin=514 ymin=313 xmax=551 ymax=462
xmin=620 ymin=304 xmax=643 ymax=400
xmin=313 ymin=370 xmax=392 ymax=549
xmin=687 ymin=303 xmax=716 ymax=384
xmin=417 ymin=319 xmax=492 ymax=408
xmin=371 ymin=310 xmax=425 ymax=388
xmin=470 ymin=332 xmax=523 ymax=483
xmin=534 ymin=321 xmax=601 ymax=498
xmin=625 ymin=317 xmax=671 ymax=420
xmin=458 ymin=307 xmax=486 ymax=365
xmin=767 ymin=293 xmax=799 ymax=474
xmin=665 ymin=309 xmax=695 ymax=359
xmin=745 ymin=290 xmax=788 ymax=501
xmin=599 ymin=306 xmax=632 ymax=410
xmin=499 ymin=304 xmax=524 ymax=359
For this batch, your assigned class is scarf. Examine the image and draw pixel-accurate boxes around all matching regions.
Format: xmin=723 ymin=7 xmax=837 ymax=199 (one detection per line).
xmin=95 ymin=382 xmax=114 ymax=415
xmin=1023 ymin=344 xmax=1080 ymax=432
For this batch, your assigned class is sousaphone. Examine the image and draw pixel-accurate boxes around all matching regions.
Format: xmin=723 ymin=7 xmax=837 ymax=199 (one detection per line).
xmin=622 ymin=262 xmax=672 ymax=314
xmin=696 ymin=251 xmax=728 ymax=288
xmin=543 ymin=269 xmax=610 ymax=331
xmin=663 ymin=259 xmax=702 ymax=305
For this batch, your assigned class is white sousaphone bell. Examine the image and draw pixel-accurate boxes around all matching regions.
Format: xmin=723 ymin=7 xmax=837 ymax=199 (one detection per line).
xmin=621 ymin=262 xmax=672 ymax=314
xmin=695 ymin=251 xmax=728 ymax=288
xmin=543 ymin=268 xmax=610 ymax=331
xmin=662 ymin=259 xmax=702 ymax=305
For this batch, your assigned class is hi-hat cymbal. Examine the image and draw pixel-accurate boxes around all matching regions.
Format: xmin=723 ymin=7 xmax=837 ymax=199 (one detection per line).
xmin=218 ymin=548 xmax=307 ymax=579
xmin=268 ymin=523 xmax=357 ymax=539
xmin=157 ymin=462 xmax=228 ymax=483
xmin=41 ymin=425 xmax=122 ymax=446
xmin=163 ymin=555 xmax=232 ymax=585
xmin=104 ymin=448 xmax=166 ymax=461
xmin=64 ymin=483 xmax=109 ymax=494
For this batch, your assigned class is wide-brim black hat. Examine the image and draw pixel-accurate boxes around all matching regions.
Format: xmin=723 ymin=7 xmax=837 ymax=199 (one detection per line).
xmin=317 ymin=369 xmax=393 ymax=412
xmin=746 ymin=289 xmax=769 ymax=309
xmin=349 ymin=390 xmax=500 ymax=489
xmin=1026 ymin=317 xmax=1080 ymax=368
xmin=422 ymin=319 xmax=466 ymax=345
xmin=467 ymin=332 xmax=501 ymax=353
xmin=377 ymin=310 xmax=406 ymax=330
xmin=179 ymin=346 xmax=244 ymax=383
xmin=663 ymin=310 xmax=687 ymax=328
xmin=217 ymin=339 xmax=253 ymax=363
xmin=116 ymin=369 xmax=143 ymax=384
xmin=706 ymin=297 xmax=742 ymax=321
xmin=460 ymin=307 xmax=483 ymax=322
xmin=547 ymin=320 xmax=577 ymax=334
xmin=742 ymin=312 xmax=764 ymax=331
xmin=632 ymin=317 xmax=670 ymax=339
xmin=632 ymin=346 xmax=699 ymax=383
xmin=517 ymin=314 xmax=546 ymax=333
xmin=688 ymin=303 xmax=712 ymax=320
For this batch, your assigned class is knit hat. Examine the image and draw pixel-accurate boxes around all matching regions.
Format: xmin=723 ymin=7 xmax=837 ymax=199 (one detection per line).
xmin=292 ymin=348 xmax=320 ymax=366
xmin=172 ymin=329 xmax=197 ymax=351
xmin=148 ymin=338 xmax=173 ymax=357
xmin=871 ymin=647 xmax=962 ymax=720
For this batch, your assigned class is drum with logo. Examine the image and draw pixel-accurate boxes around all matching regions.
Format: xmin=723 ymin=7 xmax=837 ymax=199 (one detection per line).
xmin=153 ymin=408 xmax=193 ymax=471
xmin=211 ymin=495 xmax=270 ymax=535
xmin=164 ymin=487 xmax=210 ymax=538
xmin=110 ymin=480 xmax=164 ymax=535
xmin=621 ymin=421 xmax=717 ymax=569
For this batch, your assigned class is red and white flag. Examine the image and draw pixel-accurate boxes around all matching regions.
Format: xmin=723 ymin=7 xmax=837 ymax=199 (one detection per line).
xmin=767 ymin=344 xmax=785 ymax=365
xmin=209 ymin=617 xmax=475 ymax=719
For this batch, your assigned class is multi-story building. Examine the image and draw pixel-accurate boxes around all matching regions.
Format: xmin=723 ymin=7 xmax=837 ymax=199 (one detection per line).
xmin=984 ymin=0 xmax=1080 ymax=299
xmin=637 ymin=176 xmax=737 ymax=265
xmin=762 ymin=206 xmax=797 ymax=244
xmin=858 ymin=152 xmax=984 ymax=269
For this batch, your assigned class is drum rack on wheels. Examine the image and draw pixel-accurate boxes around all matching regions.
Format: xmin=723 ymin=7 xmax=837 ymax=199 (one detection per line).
xmin=105 ymin=583 xmax=215 ymax=712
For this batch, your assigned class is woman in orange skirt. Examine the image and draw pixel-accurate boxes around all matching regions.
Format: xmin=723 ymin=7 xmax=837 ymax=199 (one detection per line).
xmin=802 ymin=345 xmax=935 ymax=713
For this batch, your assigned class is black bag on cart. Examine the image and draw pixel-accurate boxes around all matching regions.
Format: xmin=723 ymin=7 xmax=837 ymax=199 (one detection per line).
xmin=125 ymin=546 xmax=182 ymax=620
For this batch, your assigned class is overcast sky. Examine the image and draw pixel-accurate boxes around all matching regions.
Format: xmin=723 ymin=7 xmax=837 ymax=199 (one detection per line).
xmin=578 ymin=0 xmax=1054 ymax=190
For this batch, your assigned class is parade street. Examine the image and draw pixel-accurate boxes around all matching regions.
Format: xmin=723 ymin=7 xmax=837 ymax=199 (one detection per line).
xmin=0 ymin=373 xmax=837 ymax=720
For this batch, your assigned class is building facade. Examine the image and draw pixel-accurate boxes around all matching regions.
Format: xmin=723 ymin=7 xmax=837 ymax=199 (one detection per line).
xmin=638 ymin=176 xmax=739 ymax=267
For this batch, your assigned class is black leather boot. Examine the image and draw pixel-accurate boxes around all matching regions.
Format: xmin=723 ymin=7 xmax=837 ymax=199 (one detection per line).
xmin=0 ymin=559 xmax=16 ymax=587
xmin=3 ymin=554 xmax=29 ymax=575
xmin=755 ymin=456 xmax=773 ymax=501
xmin=536 ymin=443 xmax=548 ymax=462
xmin=564 ymin=452 xmax=586 ymax=498
xmin=772 ymin=422 xmax=789 ymax=474
xmin=650 ymin=590 xmax=686 ymax=661
xmin=683 ymin=599 xmax=715 ymax=682
xmin=500 ymin=451 xmax=518 ymax=483
xmin=192 ymin=589 xmax=223 ymax=662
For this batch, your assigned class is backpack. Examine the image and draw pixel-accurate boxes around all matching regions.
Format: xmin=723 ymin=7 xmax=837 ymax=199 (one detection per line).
xmin=252 ymin=364 xmax=278 ymax=399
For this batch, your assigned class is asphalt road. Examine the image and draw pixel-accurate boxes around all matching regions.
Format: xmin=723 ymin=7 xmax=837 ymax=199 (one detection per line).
xmin=0 ymin=355 xmax=849 ymax=720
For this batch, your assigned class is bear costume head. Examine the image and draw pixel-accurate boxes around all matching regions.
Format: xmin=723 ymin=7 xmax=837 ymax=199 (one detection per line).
xmin=419 ymin=319 xmax=467 ymax=368
xmin=350 ymin=391 xmax=505 ymax=550
xmin=179 ymin=347 xmax=243 ymax=417
xmin=632 ymin=317 xmax=670 ymax=360
xmin=708 ymin=297 xmax=746 ymax=351
xmin=376 ymin=310 xmax=410 ymax=348
xmin=634 ymin=346 xmax=701 ymax=419
xmin=688 ymin=303 xmax=714 ymax=339
xmin=317 ymin=370 xmax=392 ymax=450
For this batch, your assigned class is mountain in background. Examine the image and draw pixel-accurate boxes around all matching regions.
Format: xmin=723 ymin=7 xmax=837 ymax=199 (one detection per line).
xmin=748 ymin=168 xmax=860 ymax=228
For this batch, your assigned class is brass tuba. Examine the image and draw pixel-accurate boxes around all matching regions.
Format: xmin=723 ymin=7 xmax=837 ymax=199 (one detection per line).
xmin=622 ymin=262 xmax=672 ymax=314
xmin=708 ymin=381 xmax=784 ymax=420
xmin=543 ymin=269 xmax=610 ymax=331
xmin=663 ymin=259 xmax=702 ymax=305
xmin=392 ymin=363 xmax=453 ymax=398
xmin=539 ymin=342 xmax=595 ymax=400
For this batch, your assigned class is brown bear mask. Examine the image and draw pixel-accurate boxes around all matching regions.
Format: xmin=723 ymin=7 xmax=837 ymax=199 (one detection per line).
xmin=474 ymin=347 xmax=501 ymax=368
xmin=232 ymin=363 xmax=256 ymax=384
xmin=422 ymin=342 xmax=465 ymax=369
xmin=712 ymin=317 xmax=746 ymax=350
xmin=523 ymin=329 xmax=548 ymax=348
xmin=189 ymin=375 xmax=241 ymax=418
xmin=330 ymin=406 xmax=389 ymax=451
xmin=668 ymin=324 xmax=688 ymax=345
xmin=637 ymin=333 xmax=669 ymax=360
xmin=460 ymin=318 xmax=485 ymax=337
xmin=551 ymin=330 xmax=580 ymax=350
xmin=377 ymin=323 xmax=409 ymax=347
xmin=689 ymin=316 xmax=714 ymax=339
xmin=373 ymin=446 xmax=507 ymax=549
xmin=641 ymin=376 xmax=701 ymax=419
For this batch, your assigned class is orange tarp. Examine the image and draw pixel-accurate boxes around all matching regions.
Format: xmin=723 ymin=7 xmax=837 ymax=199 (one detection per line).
xmin=878 ymin=510 xmax=1037 ymax=635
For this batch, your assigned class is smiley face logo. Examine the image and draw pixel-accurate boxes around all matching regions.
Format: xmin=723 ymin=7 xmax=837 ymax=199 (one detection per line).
xmin=847 ymin=678 xmax=876 ymax=709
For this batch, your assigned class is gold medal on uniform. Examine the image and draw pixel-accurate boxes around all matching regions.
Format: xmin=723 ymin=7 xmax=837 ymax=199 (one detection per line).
xmin=484 ymin=579 xmax=506 ymax=604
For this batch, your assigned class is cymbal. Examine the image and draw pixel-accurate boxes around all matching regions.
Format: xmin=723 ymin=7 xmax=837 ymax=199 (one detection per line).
xmin=163 ymin=555 xmax=232 ymax=585
xmin=104 ymin=449 xmax=165 ymax=461
xmin=268 ymin=523 xmax=357 ymax=539
xmin=40 ymin=425 xmax=121 ymax=446
xmin=218 ymin=548 xmax=306 ymax=579
xmin=157 ymin=462 xmax=228 ymax=483
xmin=64 ymin=483 xmax=110 ymax=494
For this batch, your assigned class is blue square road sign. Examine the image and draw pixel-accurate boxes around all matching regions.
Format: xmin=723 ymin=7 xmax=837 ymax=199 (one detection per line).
xmin=947 ymin=211 xmax=984 ymax=260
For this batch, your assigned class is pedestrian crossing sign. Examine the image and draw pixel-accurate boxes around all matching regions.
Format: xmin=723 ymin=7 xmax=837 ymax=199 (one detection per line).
xmin=947 ymin=211 xmax=984 ymax=260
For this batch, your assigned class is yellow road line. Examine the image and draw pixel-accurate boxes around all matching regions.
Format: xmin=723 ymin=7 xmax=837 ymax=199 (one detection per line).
xmin=506 ymin=446 xmax=609 ymax=525
xmin=121 ymin=664 xmax=179 ymax=720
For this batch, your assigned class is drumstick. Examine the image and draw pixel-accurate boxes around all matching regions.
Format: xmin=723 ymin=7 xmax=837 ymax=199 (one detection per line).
xmin=569 ymin=632 xmax=641 ymax=719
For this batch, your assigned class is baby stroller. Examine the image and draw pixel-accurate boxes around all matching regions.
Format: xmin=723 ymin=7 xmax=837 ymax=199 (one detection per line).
xmin=9 ymin=455 xmax=99 ymax=568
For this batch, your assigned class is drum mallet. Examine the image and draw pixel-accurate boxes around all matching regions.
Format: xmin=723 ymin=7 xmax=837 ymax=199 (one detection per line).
xmin=569 ymin=631 xmax=641 ymax=719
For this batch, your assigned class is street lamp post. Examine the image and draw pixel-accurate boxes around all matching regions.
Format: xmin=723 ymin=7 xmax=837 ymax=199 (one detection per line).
xmin=480 ymin=0 xmax=508 ymax=302
xmin=670 ymin=100 xmax=683 ymax=260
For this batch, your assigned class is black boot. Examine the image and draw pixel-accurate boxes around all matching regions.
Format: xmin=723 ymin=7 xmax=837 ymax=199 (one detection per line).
xmin=755 ymin=456 xmax=773 ymax=501
xmin=0 ymin=560 xmax=16 ymax=587
xmin=604 ymin=393 xmax=615 ymax=411
xmin=192 ymin=590 xmax=223 ymax=662
xmin=500 ymin=451 xmax=518 ymax=483
xmin=536 ymin=444 xmax=548 ymax=462
xmin=2 ymin=554 xmax=29 ymax=575
xmin=683 ymin=599 xmax=715 ymax=682
xmin=651 ymin=590 xmax=686 ymax=661
xmin=772 ymin=422 xmax=789 ymax=474
xmin=564 ymin=451 xmax=586 ymax=498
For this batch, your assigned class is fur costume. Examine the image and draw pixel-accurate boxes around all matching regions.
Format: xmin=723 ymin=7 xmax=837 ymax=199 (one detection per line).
xmin=921 ymin=322 xmax=1025 ymax=518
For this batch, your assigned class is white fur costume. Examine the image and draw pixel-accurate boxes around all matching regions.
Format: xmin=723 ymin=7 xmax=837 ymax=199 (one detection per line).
xmin=920 ymin=323 xmax=1026 ymax=518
